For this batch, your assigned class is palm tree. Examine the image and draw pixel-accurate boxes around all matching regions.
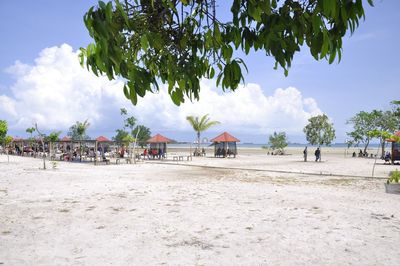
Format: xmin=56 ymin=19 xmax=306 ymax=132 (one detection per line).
xmin=76 ymin=119 xmax=90 ymax=141
xmin=76 ymin=120 xmax=90 ymax=161
xmin=26 ymin=127 xmax=35 ymax=138
xmin=26 ymin=127 xmax=36 ymax=151
xmin=186 ymin=114 xmax=220 ymax=152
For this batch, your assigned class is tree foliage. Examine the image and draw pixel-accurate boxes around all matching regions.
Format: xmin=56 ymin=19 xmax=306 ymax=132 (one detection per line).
xmin=186 ymin=114 xmax=220 ymax=149
xmin=114 ymin=108 xmax=151 ymax=146
xmin=132 ymin=125 xmax=151 ymax=148
xmin=268 ymin=131 xmax=288 ymax=153
xmin=4 ymin=136 xmax=13 ymax=146
xmin=45 ymin=131 xmax=62 ymax=142
xmin=391 ymin=100 xmax=400 ymax=128
xmin=68 ymin=120 xmax=91 ymax=141
xmin=113 ymin=129 xmax=130 ymax=144
xmin=81 ymin=0 xmax=373 ymax=105
xmin=346 ymin=110 xmax=381 ymax=152
xmin=304 ymin=114 xmax=335 ymax=146
xmin=347 ymin=108 xmax=398 ymax=153
xmin=113 ymin=129 xmax=135 ymax=146
xmin=26 ymin=127 xmax=36 ymax=138
xmin=0 ymin=120 xmax=7 ymax=143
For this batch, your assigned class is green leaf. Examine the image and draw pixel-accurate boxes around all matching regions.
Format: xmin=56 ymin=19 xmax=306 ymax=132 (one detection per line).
xmin=127 ymin=82 xmax=137 ymax=105
xmin=171 ymin=89 xmax=183 ymax=105
xmin=105 ymin=2 xmax=113 ymax=23
xmin=320 ymin=31 xmax=329 ymax=59
xmin=209 ymin=67 xmax=215 ymax=79
xmin=140 ymin=34 xmax=149 ymax=51
xmin=123 ymin=84 xmax=129 ymax=99
xmin=328 ymin=48 xmax=336 ymax=64
xmin=80 ymin=0 xmax=372 ymax=106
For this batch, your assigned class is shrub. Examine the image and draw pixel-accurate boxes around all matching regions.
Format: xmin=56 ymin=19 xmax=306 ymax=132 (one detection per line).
xmin=387 ymin=170 xmax=400 ymax=184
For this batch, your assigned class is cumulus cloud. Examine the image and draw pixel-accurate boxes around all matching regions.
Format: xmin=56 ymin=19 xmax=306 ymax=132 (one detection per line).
xmin=1 ymin=44 xmax=322 ymax=137
xmin=131 ymin=81 xmax=322 ymax=134
xmin=1 ymin=44 xmax=127 ymax=131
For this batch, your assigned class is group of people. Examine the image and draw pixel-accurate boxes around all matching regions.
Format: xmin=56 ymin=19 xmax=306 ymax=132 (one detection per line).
xmin=215 ymin=147 xmax=235 ymax=157
xmin=193 ymin=147 xmax=206 ymax=157
xmin=303 ymin=146 xmax=321 ymax=162
xmin=142 ymin=148 xmax=165 ymax=159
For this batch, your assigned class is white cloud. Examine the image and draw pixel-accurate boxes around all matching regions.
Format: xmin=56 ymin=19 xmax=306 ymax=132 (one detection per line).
xmin=131 ymin=81 xmax=322 ymax=134
xmin=1 ymin=44 xmax=322 ymax=137
xmin=2 ymin=44 xmax=127 ymax=131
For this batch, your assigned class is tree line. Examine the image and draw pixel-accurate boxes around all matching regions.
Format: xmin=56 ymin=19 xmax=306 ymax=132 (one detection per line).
xmin=346 ymin=101 xmax=400 ymax=156
xmin=268 ymin=101 xmax=400 ymax=158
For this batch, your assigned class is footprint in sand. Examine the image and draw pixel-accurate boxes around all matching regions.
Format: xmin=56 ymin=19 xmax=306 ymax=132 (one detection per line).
xmin=86 ymin=206 xmax=96 ymax=211
xmin=110 ymin=207 xmax=123 ymax=212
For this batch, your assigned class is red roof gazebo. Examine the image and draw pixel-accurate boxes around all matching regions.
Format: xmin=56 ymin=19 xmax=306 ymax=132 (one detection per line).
xmin=96 ymin=135 xmax=111 ymax=142
xmin=60 ymin=136 xmax=72 ymax=142
xmin=210 ymin=132 xmax=240 ymax=158
xmin=387 ymin=131 xmax=400 ymax=164
xmin=147 ymin=134 xmax=172 ymax=143
xmin=12 ymin=137 xmax=24 ymax=142
xmin=146 ymin=134 xmax=172 ymax=157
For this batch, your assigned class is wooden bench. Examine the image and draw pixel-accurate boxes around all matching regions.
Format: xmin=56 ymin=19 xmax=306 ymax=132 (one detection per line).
xmin=116 ymin=158 xmax=132 ymax=164
xmin=173 ymin=156 xmax=184 ymax=161
xmin=95 ymin=158 xmax=110 ymax=165
xmin=173 ymin=155 xmax=192 ymax=161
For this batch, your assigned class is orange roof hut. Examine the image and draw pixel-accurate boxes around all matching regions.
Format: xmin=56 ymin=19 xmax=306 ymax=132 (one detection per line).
xmin=60 ymin=136 xmax=72 ymax=142
xmin=147 ymin=134 xmax=172 ymax=143
xmin=146 ymin=134 xmax=172 ymax=157
xmin=210 ymin=132 xmax=240 ymax=158
xmin=387 ymin=131 xmax=400 ymax=164
xmin=96 ymin=135 xmax=111 ymax=142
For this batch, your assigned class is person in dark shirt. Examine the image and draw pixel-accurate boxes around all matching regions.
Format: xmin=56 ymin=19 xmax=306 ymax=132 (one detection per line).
xmin=315 ymin=147 xmax=321 ymax=162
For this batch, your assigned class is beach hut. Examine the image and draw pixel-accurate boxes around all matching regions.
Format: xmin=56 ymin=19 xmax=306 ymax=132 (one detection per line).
xmin=210 ymin=132 xmax=240 ymax=158
xmin=94 ymin=135 xmax=114 ymax=162
xmin=96 ymin=136 xmax=110 ymax=142
xmin=11 ymin=137 xmax=24 ymax=155
xmin=95 ymin=136 xmax=112 ymax=151
xmin=146 ymin=134 xmax=172 ymax=158
xmin=60 ymin=136 xmax=71 ymax=142
xmin=387 ymin=131 xmax=400 ymax=164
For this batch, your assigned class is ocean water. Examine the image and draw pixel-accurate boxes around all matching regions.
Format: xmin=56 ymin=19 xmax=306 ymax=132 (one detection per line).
xmin=168 ymin=143 xmax=383 ymax=149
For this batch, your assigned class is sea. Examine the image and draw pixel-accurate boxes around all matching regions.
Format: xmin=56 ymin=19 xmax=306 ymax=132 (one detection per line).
xmin=168 ymin=143 xmax=383 ymax=149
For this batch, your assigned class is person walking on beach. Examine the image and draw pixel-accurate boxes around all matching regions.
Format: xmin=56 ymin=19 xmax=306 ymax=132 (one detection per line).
xmin=303 ymin=146 xmax=308 ymax=162
xmin=315 ymin=147 xmax=321 ymax=162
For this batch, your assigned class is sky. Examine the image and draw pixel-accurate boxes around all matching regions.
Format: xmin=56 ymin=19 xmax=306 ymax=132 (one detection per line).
xmin=0 ymin=0 xmax=399 ymax=144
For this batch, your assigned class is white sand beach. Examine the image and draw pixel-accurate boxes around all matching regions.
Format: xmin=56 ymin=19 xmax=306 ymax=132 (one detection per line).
xmin=1 ymin=150 xmax=399 ymax=265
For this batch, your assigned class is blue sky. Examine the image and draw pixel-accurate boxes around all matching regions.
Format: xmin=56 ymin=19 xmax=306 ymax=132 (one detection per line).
xmin=0 ymin=0 xmax=399 ymax=144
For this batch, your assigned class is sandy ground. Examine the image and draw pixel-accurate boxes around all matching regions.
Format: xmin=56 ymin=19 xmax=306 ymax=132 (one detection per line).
xmin=0 ymin=150 xmax=399 ymax=265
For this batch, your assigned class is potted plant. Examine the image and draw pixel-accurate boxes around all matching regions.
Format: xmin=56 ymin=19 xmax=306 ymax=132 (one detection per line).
xmin=385 ymin=169 xmax=400 ymax=194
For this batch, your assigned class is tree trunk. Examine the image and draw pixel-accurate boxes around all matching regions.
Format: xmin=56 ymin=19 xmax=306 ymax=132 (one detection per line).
xmin=41 ymin=140 xmax=46 ymax=169
xmin=197 ymin=131 xmax=201 ymax=151
xmin=363 ymin=138 xmax=370 ymax=154
xmin=381 ymin=139 xmax=385 ymax=159
xmin=79 ymin=140 xmax=82 ymax=162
